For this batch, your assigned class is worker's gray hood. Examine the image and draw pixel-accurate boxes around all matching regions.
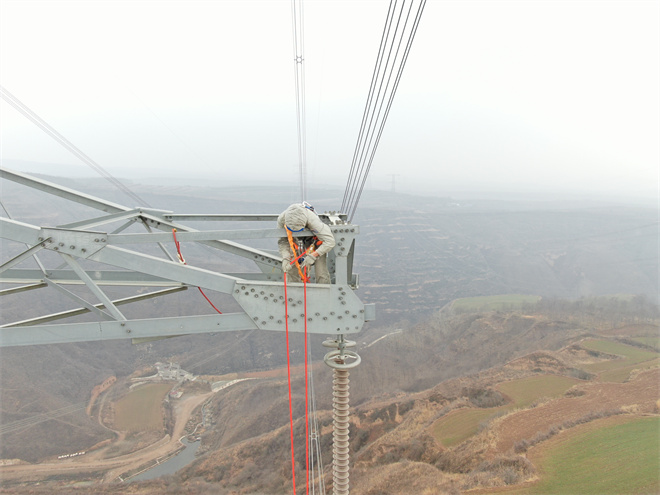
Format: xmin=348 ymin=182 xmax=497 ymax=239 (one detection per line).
xmin=283 ymin=204 xmax=308 ymax=231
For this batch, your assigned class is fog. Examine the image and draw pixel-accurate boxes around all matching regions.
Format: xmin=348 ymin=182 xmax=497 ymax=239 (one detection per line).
xmin=1 ymin=1 xmax=658 ymax=202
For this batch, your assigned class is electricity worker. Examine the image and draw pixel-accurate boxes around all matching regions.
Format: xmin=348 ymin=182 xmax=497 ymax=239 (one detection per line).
xmin=278 ymin=202 xmax=335 ymax=284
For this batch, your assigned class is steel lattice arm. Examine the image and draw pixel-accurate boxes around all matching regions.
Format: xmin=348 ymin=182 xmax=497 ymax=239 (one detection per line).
xmin=0 ymin=167 xmax=374 ymax=347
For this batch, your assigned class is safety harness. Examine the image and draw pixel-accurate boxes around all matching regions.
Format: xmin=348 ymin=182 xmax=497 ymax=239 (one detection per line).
xmin=285 ymin=226 xmax=322 ymax=283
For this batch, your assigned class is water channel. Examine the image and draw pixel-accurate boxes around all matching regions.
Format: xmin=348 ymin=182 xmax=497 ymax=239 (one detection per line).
xmin=131 ymin=438 xmax=200 ymax=481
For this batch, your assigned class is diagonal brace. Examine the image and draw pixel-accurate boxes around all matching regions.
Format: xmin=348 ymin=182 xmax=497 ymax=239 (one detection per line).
xmin=60 ymin=253 xmax=126 ymax=321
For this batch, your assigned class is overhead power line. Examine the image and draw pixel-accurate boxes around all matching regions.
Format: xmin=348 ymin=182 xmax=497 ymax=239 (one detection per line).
xmin=341 ymin=0 xmax=426 ymax=221
xmin=0 ymin=85 xmax=150 ymax=208
xmin=291 ymin=0 xmax=308 ymax=202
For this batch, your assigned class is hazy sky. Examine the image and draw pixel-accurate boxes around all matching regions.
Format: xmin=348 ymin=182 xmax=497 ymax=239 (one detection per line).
xmin=1 ymin=0 xmax=658 ymax=199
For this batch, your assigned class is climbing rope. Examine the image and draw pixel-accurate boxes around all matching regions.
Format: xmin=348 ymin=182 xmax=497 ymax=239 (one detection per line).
xmin=283 ymin=269 xmax=311 ymax=495
xmin=172 ymin=229 xmax=223 ymax=314
xmin=283 ymin=272 xmax=298 ymax=495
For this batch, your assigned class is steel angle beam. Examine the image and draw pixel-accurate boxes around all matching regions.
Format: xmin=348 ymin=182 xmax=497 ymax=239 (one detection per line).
xmin=0 ymin=313 xmax=258 ymax=347
xmin=0 ymin=167 xmax=129 ymax=214
xmin=1 ymin=269 xmax=179 ymax=286
xmin=88 ymin=245 xmax=239 ymax=294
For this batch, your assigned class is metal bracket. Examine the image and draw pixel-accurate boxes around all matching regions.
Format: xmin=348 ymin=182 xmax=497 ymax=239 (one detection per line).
xmin=232 ymin=280 xmax=366 ymax=334
xmin=40 ymin=228 xmax=108 ymax=259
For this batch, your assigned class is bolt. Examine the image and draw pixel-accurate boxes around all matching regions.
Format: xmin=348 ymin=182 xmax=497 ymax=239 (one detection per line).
xmin=81 ymin=248 xmax=86 ymax=253
xmin=250 ymin=288 xmax=255 ymax=292
xmin=59 ymin=242 xmax=64 ymax=247
xmin=70 ymin=245 xmax=75 ymax=249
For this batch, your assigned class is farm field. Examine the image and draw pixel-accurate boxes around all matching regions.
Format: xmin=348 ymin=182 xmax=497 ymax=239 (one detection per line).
xmin=113 ymin=383 xmax=172 ymax=432
xmin=525 ymin=416 xmax=660 ymax=494
xmin=451 ymin=294 xmax=541 ymax=312
xmin=582 ymin=339 xmax=659 ymax=382
xmin=431 ymin=375 xmax=579 ymax=447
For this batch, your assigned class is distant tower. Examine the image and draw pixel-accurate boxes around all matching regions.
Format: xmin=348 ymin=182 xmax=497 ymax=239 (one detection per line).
xmin=387 ymin=174 xmax=401 ymax=193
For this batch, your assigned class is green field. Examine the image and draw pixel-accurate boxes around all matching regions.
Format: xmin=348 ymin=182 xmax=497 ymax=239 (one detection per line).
xmin=497 ymin=375 xmax=580 ymax=409
xmin=452 ymin=294 xmax=541 ymax=312
xmin=431 ymin=375 xmax=579 ymax=447
xmin=431 ymin=408 xmax=494 ymax=447
xmin=114 ymin=383 xmax=172 ymax=432
xmin=526 ymin=417 xmax=660 ymax=494
xmin=582 ymin=339 xmax=659 ymax=382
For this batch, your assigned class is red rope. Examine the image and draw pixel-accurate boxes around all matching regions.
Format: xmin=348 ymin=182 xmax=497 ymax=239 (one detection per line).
xmin=284 ymin=273 xmax=297 ymax=494
xmin=303 ymin=267 xmax=310 ymax=495
xmin=172 ymin=229 xmax=222 ymax=314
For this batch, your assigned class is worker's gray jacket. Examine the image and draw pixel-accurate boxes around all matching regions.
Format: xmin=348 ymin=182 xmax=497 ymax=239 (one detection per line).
xmin=277 ymin=204 xmax=336 ymax=258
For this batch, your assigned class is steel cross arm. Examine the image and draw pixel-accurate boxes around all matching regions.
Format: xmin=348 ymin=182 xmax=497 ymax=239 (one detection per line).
xmin=106 ymin=228 xmax=303 ymax=244
xmin=0 ymin=313 xmax=258 ymax=347
xmin=87 ymin=245 xmax=239 ymax=294
xmin=58 ymin=209 xmax=144 ymax=230
xmin=1 ymin=268 xmax=272 ymax=286
xmin=138 ymin=212 xmax=282 ymax=269
xmin=163 ymin=214 xmax=280 ymax=222
xmin=0 ymin=167 xmax=130 ymax=214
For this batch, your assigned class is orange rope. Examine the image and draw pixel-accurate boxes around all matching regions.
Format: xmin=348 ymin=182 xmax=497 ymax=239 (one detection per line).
xmin=172 ymin=229 xmax=222 ymax=314
xmin=284 ymin=268 xmax=311 ymax=495
xmin=284 ymin=272 xmax=297 ymax=494
xmin=304 ymin=269 xmax=309 ymax=495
